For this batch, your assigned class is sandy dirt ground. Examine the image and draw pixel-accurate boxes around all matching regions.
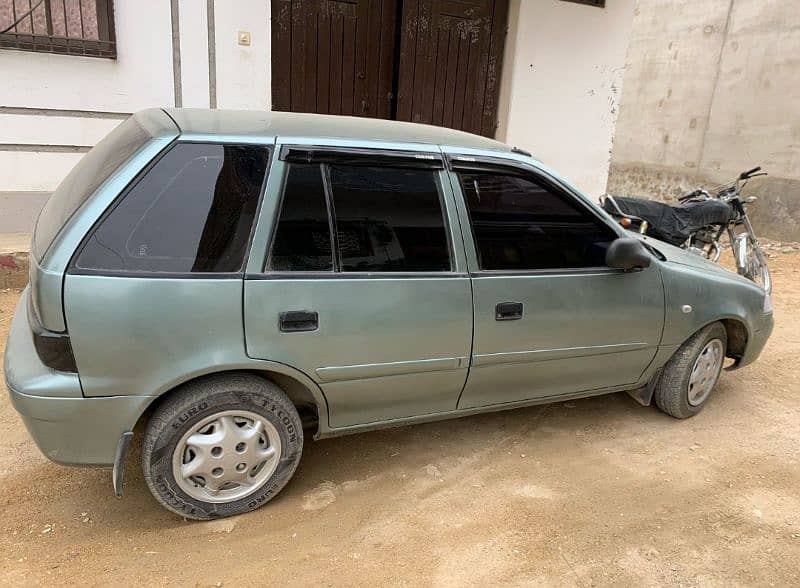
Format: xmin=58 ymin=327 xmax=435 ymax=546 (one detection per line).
xmin=0 ymin=253 xmax=798 ymax=587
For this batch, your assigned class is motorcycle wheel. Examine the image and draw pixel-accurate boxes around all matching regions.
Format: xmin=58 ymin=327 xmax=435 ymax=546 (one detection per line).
xmin=740 ymin=236 xmax=771 ymax=293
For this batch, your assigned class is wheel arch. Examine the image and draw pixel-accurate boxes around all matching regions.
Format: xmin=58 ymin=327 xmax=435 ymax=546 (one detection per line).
xmin=636 ymin=315 xmax=750 ymax=407
xmin=667 ymin=315 xmax=750 ymax=368
xmin=131 ymin=363 xmax=330 ymax=439
xmin=719 ymin=317 xmax=748 ymax=361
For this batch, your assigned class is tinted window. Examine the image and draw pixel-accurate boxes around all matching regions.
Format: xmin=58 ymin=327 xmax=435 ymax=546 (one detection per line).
xmin=459 ymin=172 xmax=616 ymax=270
xmin=267 ymin=164 xmax=333 ymax=271
xmin=329 ymin=165 xmax=450 ymax=272
xmin=75 ymin=143 xmax=269 ymax=273
xmin=34 ymin=116 xmax=150 ymax=260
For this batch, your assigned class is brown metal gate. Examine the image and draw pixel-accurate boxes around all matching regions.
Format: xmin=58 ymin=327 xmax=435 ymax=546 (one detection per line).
xmin=271 ymin=0 xmax=398 ymax=119
xmin=271 ymin=0 xmax=508 ymax=138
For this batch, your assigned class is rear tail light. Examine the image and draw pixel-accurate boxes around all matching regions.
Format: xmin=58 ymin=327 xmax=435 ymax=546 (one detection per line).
xmin=27 ymin=297 xmax=77 ymax=373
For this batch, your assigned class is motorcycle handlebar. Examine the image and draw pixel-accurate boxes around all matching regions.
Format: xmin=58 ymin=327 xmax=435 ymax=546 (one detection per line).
xmin=678 ymin=189 xmax=703 ymax=202
xmin=740 ymin=166 xmax=762 ymax=179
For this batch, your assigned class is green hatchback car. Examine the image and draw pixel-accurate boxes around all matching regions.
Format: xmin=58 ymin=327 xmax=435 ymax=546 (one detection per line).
xmin=4 ymin=109 xmax=773 ymax=519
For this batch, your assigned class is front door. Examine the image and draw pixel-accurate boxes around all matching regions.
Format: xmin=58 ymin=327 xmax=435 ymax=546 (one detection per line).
xmin=450 ymin=158 xmax=665 ymax=409
xmin=244 ymin=145 xmax=472 ymax=428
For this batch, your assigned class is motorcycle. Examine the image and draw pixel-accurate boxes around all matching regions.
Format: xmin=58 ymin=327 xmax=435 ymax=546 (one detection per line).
xmin=602 ymin=166 xmax=771 ymax=293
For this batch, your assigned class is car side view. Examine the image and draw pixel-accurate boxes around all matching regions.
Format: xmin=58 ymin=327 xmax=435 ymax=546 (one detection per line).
xmin=4 ymin=109 xmax=774 ymax=519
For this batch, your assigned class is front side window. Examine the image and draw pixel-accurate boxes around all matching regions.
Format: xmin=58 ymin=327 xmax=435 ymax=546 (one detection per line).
xmin=268 ymin=162 xmax=451 ymax=273
xmin=75 ymin=143 xmax=269 ymax=273
xmin=458 ymin=171 xmax=616 ymax=270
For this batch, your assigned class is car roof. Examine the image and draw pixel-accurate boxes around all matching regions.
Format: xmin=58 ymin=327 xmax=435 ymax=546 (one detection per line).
xmin=162 ymin=108 xmax=513 ymax=153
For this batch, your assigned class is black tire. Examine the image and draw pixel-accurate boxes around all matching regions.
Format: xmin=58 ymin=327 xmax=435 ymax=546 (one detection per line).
xmin=142 ymin=373 xmax=303 ymax=520
xmin=654 ymin=322 xmax=728 ymax=419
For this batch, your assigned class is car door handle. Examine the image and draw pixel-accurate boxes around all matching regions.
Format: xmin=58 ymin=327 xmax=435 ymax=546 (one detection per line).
xmin=495 ymin=302 xmax=523 ymax=321
xmin=279 ymin=310 xmax=318 ymax=333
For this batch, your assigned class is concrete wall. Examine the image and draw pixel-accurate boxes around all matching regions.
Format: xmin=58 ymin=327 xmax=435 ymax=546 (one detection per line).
xmin=498 ymin=0 xmax=636 ymax=198
xmin=609 ymin=0 xmax=800 ymax=241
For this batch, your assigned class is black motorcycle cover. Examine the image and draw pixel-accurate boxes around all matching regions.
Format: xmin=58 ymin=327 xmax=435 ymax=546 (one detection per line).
xmin=602 ymin=196 xmax=734 ymax=246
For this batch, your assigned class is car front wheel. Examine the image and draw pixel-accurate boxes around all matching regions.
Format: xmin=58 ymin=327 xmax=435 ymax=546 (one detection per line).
xmin=142 ymin=374 xmax=303 ymax=520
xmin=654 ymin=322 xmax=728 ymax=419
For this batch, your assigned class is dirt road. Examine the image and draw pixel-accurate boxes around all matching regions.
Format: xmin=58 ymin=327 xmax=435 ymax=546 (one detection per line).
xmin=1 ymin=254 xmax=798 ymax=587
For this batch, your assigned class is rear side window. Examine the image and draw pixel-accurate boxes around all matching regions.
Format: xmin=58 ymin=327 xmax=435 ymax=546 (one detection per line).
xmin=329 ymin=165 xmax=451 ymax=272
xmin=74 ymin=143 xmax=269 ymax=274
xmin=267 ymin=162 xmax=451 ymax=273
xmin=34 ymin=116 xmax=150 ymax=260
xmin=458 ymin=171 xmax=616 ymax=270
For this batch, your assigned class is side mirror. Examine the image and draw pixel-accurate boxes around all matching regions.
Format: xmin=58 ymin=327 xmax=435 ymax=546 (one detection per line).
xmin=606 ymin=237 xmax=652 ymax=271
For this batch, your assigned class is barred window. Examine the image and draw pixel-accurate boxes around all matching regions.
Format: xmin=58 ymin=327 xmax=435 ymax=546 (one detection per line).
xmin=0 ymin=0 xmax=116 ymax=58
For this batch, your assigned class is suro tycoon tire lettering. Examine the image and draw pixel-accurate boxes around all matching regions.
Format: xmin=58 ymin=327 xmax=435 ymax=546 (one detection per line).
xmin=142 ymin=374 xmax=304 ymax=520
xmin=171 ymin=401 xmax=209 ymax=430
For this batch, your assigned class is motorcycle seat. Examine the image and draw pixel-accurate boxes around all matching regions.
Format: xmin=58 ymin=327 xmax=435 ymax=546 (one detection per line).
xmin=602 ymin=196 xmax=734 ymax=246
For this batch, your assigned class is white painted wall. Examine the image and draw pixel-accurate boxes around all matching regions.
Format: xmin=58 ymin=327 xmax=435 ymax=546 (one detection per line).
xmin=0 ymin=0 xmax=175 ymax=193
xmin=0 ymin=0 xmax=271 ymax=198
xmin=1 ymin=0 xmax=635 ymax=231
xmin=498 ymin=0 xmax=636 ymax=198
xmin=0 ymin=2 xmax=175 ymax=112
xmin=214 ymin=0 xmax=271 ymax=110
xmin=178 ymin=0 xmax=212 ymax=108
xmin=1 ymin=115 xmax=120 ymax=146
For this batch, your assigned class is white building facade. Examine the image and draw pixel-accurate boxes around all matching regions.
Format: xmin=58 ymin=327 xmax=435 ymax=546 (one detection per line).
xmin=0 ymin=0 xmax=635 ymax=233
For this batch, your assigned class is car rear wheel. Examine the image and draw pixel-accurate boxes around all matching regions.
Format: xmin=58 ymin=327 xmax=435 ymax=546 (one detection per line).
xmin=654 ymin=322 xmax=728 ymax=419
xmin=142 ymin=374 xmax=303 ymax=520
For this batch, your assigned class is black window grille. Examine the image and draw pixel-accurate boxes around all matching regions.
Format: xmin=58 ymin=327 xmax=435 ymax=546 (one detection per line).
xmin=0 ymin=0 xmax=116 ymax=58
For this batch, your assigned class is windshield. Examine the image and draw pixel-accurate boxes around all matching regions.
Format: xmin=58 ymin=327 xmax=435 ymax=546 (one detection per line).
xmin=33 ymin=116 xmax=151 ymax=260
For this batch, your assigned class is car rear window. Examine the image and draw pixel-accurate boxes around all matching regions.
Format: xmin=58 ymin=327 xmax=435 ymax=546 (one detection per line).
xmin=73 ymin=143 xmax=269 ymax=274
xmin=33 ymin=116 xmax=151 ymax=260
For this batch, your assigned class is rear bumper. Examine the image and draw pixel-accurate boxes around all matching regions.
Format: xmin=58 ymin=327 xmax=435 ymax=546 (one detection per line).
xmin=8 ymin=388 xmax=152 ymax=466
xmin=4 ymin=288 xmax=152 ymax=466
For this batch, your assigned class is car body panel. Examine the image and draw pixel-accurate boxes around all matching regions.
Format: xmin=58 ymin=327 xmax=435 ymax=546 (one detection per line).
xmin=65 ymin=276 xmax=246 ymax=398
xmin=165 ymin=108 xmax=512 ymax=153
xmin=244 ymin=276 xmax=473 ymax=427
xmin=460 ymin=267 xmax=665 ymax=408
xmin=630 ymin=233 xmax=772 ymax=351
xmin=243 ymin=145 xmax=473 ymax=428
xmin=33 ymin=110 xmax=179 ymax=332
xmin=4 ymin=288 xmax=150 ymax=465
xmin=4 ymin=288 xmax=82 ymax=399
xmin=439 ymin=145 xmax=665 ymax=409
xmin=3 ymin=108 xmax=774 ymax=469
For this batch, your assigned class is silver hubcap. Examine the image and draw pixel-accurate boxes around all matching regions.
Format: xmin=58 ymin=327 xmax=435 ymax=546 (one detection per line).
xmin=687 ymin=338 xmax=725 ymax=406
xmin=172 ymin=410 xmax=281 ymax=503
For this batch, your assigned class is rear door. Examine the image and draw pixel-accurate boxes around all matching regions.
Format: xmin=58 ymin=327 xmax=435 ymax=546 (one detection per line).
xmin=244 ymin=143 xmax=472 ymax=429
xmin=448 ymin=155 xmax=665 ymax=409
